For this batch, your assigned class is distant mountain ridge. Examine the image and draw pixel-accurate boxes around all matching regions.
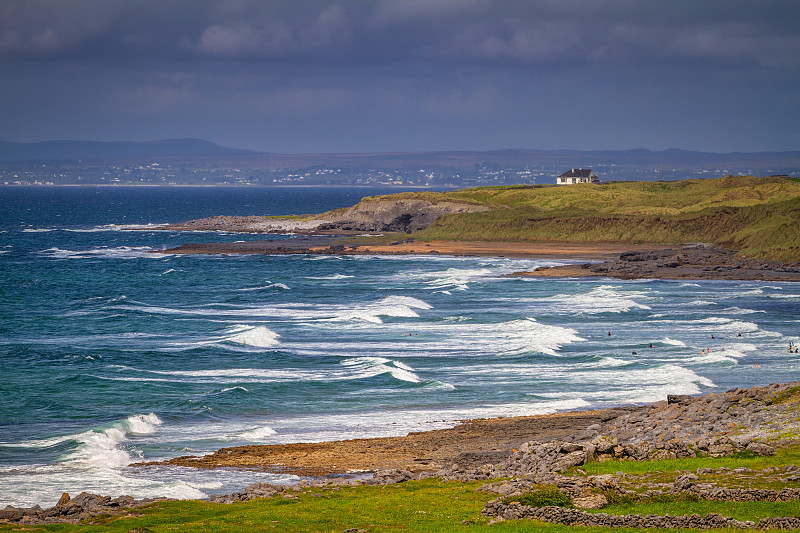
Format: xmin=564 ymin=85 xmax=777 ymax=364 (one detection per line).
xmin=0 ymin=138 xmax=258 ymax=161
xmin=1 ymin=139 xmax=799 ymax=164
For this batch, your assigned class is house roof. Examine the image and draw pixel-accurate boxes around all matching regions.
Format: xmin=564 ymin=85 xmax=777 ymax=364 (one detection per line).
xmin=559 ymin=168 xmax=593 ymax=178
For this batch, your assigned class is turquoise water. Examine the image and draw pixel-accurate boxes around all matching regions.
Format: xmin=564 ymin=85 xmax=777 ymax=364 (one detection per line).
xmin=1 ymin=186 xmax=798 ymax=506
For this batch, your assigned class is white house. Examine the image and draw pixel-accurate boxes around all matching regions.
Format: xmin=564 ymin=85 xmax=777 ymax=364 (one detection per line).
xmin=557 ymin=168 xmax=599 ymax=185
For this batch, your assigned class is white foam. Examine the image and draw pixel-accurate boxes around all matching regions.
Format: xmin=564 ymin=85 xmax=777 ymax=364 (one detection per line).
xmin=307 ymin=273 xmax=355 ymax=280
xmin=65 ymin=223 xmax=169 ymax=232
xmin=225 ymin=325 xmax=280 ymax=348
xmin=728 ymin=342 xmax=758 ymax=352
xmin=690 ymin=317 xmax=782 ymax=337
xmin=220 ymin=386 xmax=250 ymax=393
xmin=660 ymin=337 xmax=687 ymax=346
xmin=583 ymin=356 xmax=630 ymax=368
xmin=769 ymin=294 xmax=800 ymax=300
xmin=341 ymin=357 xmax=422 ymax=383
xmin=688 ymin=352 xmax=740 ymax=365
xmin=723 ymin=306 xmax=765 ymax=314
xmin=9 ymin=414 xmax=164 ymax=470
xmin=688 ymin=300 xmax=715 ymax=306
xmin=602 ymin=364 xmax=715 ymax=404
xmin=117 ymin=356 xmax=422 ymax=385
xmin=739 ymin=289 xmax=764 ymax=296
xmin=22 ymin=228 xmax=56 ymax=232
xmin=546 ymin=285 xmax=651 ymax=314
xmin=330 ymin=295 xmax=432 ymax=324
xmin=164 ymin=324 xmax=280 ymax=352
xmin=494 ymin=318 xmax=584 ymax=356
xmin=235 ymin=426 xmax=278 ymax=440
xmin=239 ymin=282 xmax=291 ymax=291
xmin=39 ymin=246 xmax=169 ymax=259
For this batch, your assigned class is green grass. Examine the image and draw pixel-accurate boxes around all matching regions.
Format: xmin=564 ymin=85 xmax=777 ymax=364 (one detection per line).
xmin=502 ymin=485 xmax=573 ymax=508
xmin=574 ymin=447 xmax=800 ymax=477
xmin=7 ymin=445 xmax=800 ymax=532
xmin=340 ymin=175 xmax=800 ymax=262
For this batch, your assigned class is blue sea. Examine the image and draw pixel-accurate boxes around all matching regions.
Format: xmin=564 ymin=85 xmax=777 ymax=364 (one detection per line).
xmin=1 ymin=186 xmax=798 ymax=507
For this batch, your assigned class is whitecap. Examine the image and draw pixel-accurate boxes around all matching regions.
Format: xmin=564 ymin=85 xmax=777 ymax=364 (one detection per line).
xmin=22 ymin=228 xmax=56 ymax=233
xmin=583 ymin=356 xmax=630 ymax=368
xmin=330 ymin=295 xmax=432 ymax=324
xmin=688 ymin=352 xmax=739 ymax=365
xmin=239 ymin=282 xmax=291 ymax=291
xmin=225 ymin=325 xmax=280 ymax=348
xmin=722 ymin=306 xmax=765 ymax=314
xmin=39 ymin=246 xmax=169 ymax=259
xmin=235 ymin=426 xmax=277 ymax=440
xmin=425 ymin=381 xmax=456 ymax=391
xmin=659 ymin=337 xmax=687 ymax=347
xmin=220 ymin=386 xmax=250 ymax=393
xmin=546 ymin=285 xmax=651 ymax=314
xmin=306 ymin=273 xmax=355 ymax=280
xmin=65 ymin=223 xmax=169 ymax=232
xmin=739 ymin=289 xmax=764 ymax=296
xmin=341 ymin=357 xmax=422 ymax=383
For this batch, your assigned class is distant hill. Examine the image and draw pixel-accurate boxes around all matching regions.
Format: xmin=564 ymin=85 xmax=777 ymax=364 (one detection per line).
xmin=1 ymin=139 xmax=799 ymax=185
xmin=0 ymin=138 xmax=257 ymax=162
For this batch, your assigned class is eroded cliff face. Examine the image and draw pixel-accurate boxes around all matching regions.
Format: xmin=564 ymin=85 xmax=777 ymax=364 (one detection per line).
xmin=159 ymin=197 xmax=490 ymax=234
xmin=318 ymin=198 xmax=490 ymax=233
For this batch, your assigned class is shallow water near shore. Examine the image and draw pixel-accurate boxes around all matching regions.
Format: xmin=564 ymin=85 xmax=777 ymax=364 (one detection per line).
xmin=1 ymin=186 xmax=799 ymax=507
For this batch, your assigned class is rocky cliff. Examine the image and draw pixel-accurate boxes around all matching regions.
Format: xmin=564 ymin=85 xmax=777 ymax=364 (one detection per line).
xmin=159 ymin=197 xmax=489 ymax=234
xmin=317 ymin=198 xmax=489 ymax=233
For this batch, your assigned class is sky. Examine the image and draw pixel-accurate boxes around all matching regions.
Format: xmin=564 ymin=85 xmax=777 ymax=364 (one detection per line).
xmin=1 ymin=0 xmax=799 ymax=154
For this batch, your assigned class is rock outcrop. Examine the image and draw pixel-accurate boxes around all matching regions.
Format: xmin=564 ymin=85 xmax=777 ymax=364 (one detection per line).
xmin=159 ymin=197 xmax=489 ymax=235
xmin=316 ymin=198 xmax=489 ymax=233
xmin=519 ymin=244 xmax=800 ymax=282
xmin=0 ymin=492 xmax=168 ymax=525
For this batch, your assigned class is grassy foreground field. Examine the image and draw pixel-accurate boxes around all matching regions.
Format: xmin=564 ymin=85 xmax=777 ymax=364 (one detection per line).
xmin=7 ymin=446 xmax=798 ymax=532
xmin=361 ymin=175 xmax=800 ymax=262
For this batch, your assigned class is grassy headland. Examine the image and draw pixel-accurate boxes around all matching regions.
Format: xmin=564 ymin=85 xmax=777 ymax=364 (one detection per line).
xmin=363 ymin=176 xmax=800 ymax=262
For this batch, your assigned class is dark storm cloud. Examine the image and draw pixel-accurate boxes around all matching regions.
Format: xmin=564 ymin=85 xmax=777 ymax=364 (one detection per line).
xmin=2 ymin=0 xmax=798 ymax=66
xmin=1 ymin=1 xmax=799 ymax=152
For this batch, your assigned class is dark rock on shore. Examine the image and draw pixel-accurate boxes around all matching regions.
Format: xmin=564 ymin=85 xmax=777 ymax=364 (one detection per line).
xmin=516 ymin=244 xmax=800 ymax=282
xmin=0 ymin=492 xmax=169 ymax=525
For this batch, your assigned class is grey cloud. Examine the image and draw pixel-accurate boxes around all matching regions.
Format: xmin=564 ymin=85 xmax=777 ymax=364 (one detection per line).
xmin=0 ymin=0 xmax=798 ymax=69
xmin=369 ymin=0 xmax=491 ymax=26
xmin=197 ymin=22 xmax=293 ymax=56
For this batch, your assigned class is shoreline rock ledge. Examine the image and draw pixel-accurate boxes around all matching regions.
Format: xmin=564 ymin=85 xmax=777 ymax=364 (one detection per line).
xmin=3 ymin=381 xmax=799 ymax=526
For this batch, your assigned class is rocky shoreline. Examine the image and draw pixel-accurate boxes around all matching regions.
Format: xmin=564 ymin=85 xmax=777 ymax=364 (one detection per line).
xmin=5 ymin=381 xmax=798 ymax=526
xmin=513 ymin=244 xmax=800 ymax=282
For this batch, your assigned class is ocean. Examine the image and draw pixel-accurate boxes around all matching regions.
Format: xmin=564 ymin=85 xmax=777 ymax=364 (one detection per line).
xmin=1 ymin=186 xmax=798 ymax=507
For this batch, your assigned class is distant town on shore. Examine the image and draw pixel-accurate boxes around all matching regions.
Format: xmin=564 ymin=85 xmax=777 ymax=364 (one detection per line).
xmin=1 ymin=139 xmax=798 ymax=187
